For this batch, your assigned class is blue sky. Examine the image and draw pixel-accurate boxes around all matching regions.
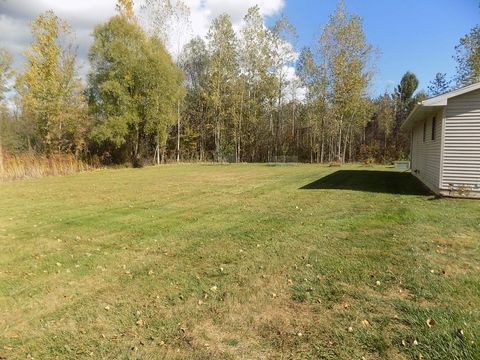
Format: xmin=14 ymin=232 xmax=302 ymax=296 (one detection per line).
xmin=1 ymin=0 xmax=478 ymax=99
xmin=270 ymin=0 xmax=479 ymax=96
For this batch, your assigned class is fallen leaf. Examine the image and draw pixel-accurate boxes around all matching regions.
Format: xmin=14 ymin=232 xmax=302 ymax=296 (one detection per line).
xmin=136 ymin=319 xmax=145 ymax=327
xmin=426 ymin=318 xmax=436 ymax=328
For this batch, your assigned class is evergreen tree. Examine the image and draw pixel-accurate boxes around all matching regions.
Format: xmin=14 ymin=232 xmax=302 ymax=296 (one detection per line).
xmin=392 ymin=71 xmax=419 ymax=157
xmin=428 ymin=73 xmax=451 ymax=96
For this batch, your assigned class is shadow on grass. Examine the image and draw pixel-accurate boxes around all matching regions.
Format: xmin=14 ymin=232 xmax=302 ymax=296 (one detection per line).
xmin=300 ymin=170 xmax=432 ymax=196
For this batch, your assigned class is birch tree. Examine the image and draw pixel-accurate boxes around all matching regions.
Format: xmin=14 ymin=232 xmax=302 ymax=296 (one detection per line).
xmin=239 ymin=6 xmax=273 ymax=162
xmin=318 ymin=0 xmax=375 ymax=162
xmin=454 ymin=25 xmax=480 ymax=87
xmin=141 ymin=0 xmax=191 ymax=162
xmin=206 ymin=14 xmax=238 ymax=162
xmin=297 ymin=46 xmax=329 ymax=162
xmin=16 ymin=10 xmax=87 ymax=155
xmin=374 ymin=92 xmax=394 ymax=160
xmin=269 ymin=15 xmax=297 ymax=160
xmin=0 ymin=49 xmax=13 ymax=105
xmin=179 ymin=37 xmax=210 ymax=160
xmin=0 ymin=48 xmax=13 ymax=176
xmin=88 ymin=8 xmax=183 ymax=166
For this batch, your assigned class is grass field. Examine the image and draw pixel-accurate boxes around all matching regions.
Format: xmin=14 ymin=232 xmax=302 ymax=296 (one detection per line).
xmin=1 ymin=164 xmax=479 ymax=359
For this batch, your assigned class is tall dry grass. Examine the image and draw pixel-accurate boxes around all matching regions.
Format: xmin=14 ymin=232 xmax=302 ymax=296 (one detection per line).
xmin=0 ymin=153 xmax=97 ymax=181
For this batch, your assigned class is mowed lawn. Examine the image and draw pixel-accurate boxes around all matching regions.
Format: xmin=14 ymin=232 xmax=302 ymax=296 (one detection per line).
xmin=0 ymin=165 xmax=479 ymax=360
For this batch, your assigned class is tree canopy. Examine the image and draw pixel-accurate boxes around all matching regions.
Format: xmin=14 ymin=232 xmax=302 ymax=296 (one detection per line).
xmin=1 ymin=1 xmax=478 ymax=166
xmin=88 ymin=12 xmax=183 ymax=165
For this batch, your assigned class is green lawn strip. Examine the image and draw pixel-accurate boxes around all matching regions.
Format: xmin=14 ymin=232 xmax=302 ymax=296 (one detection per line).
xmin=0 ymin=164 xmax=478 ymax=359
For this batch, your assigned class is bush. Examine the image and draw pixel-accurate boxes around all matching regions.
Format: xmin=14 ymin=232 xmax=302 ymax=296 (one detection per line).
xmin=0 ymin=152 xmax=98 ymax=181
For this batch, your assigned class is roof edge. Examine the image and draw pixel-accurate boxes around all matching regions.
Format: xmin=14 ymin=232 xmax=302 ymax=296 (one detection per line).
xmin=401 ymin=104 xmax=421 ymax=131
xmin=401 ymin=103 xmax=445 ymax=131
xmin=402 ymin=81 xmax=480 ymax=131
xmin=422 ymin=81 xmax=480 ymax=106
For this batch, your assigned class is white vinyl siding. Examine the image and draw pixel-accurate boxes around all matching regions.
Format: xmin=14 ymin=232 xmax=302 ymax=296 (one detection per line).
xmin=442 ymin=89 xmax=480 ymax=192
xmin=411 ymin=109 xmax=443 ymax=192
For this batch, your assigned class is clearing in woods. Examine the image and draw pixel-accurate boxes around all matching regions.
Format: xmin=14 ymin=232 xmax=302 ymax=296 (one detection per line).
xmin=0 ymin=164 xmax=479 ymax=359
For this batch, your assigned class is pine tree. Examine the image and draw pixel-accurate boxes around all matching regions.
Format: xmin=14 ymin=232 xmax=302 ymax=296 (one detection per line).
xmin=428 ymin=73 xmax=451 ymax=96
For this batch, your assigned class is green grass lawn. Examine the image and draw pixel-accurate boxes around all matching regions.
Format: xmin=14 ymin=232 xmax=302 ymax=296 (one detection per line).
xmin=1 ymin=164 xmax=479 ymax=359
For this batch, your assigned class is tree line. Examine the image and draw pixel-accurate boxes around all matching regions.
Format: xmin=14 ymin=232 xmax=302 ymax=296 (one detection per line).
xmin=0 ymin=0 xmax=479 ymax=166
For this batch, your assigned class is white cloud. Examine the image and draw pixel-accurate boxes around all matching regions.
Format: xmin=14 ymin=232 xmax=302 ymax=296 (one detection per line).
xmin=1 ymin=0 xmax=285 ymax=77
xmin=1 ymin=0 xmax=117 ymax=77
xmin=1 ymin=0 xmax=308 ymax=107
xmin=146 ymin=0 xmax=285 ymax=57
xmin=201 ymin=0 xmax=284 ymax=24
xmin=282 ymin=65 xmax=306 ymax=101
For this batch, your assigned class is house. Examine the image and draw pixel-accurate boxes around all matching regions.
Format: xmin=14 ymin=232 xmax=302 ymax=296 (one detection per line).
xmin=401 ymin=82 xmax=480 ymax=198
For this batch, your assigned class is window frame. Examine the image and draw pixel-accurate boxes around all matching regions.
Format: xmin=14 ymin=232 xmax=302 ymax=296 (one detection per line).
xmin=431 ymin=116 xmax=436 ymax=141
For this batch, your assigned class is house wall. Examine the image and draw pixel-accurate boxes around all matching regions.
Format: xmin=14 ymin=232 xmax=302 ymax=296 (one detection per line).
xmin=411 ymin=109 xmax=443 ymax=193
xmin=441 ymin=89 xmax=480 ymax=197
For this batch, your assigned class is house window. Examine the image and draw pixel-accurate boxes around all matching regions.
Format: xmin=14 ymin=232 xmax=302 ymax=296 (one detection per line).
xmin=423 ymin=121 xmax=427 ymax=142
xmin=431 ymin=117 xmax=436 ymax=141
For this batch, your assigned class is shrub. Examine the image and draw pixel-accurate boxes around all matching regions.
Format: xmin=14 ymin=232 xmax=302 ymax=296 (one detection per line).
xmin=0 ymin=152 xmax=98 ymax=181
